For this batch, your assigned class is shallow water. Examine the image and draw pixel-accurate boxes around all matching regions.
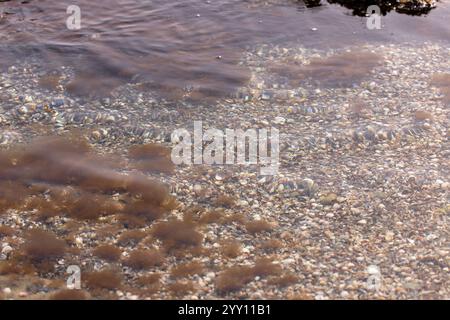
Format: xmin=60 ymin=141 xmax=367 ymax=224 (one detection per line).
xmin=0 ymin=1 xmax=449 ymax=301
xmin=0 ymin=0 xmax=449 ymax=99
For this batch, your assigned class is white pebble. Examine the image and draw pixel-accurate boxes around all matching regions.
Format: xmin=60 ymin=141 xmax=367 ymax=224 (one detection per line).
xmin=193 ymin=184 xmax=202 ymax=194
xmin=282 ymin=258 xmax=296 ymax=265
xmin=1 ymin=245 xmax=13 ymax=255
xmin=367 ymin=265 xmax=380 ymax=275
xmin=273 ymin=116 xmax=286 ymax=125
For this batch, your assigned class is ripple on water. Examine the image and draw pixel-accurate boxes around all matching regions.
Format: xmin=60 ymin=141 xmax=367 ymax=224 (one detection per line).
xmin=0 ymin=0 xmax=449 ymax=100
xmin=269 ymin=50 xmax=383 ymax=88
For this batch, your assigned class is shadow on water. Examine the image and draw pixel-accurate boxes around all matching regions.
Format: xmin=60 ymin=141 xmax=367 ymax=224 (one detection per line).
xmin=0 ymin=0 xmax=449 ymax=100
xmin=0 ymin=133 xmax=176 ymax=223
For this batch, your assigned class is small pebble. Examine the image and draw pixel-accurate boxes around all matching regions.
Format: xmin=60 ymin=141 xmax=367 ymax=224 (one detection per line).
xmin=1 ymin=245 xmax=13 ymax=255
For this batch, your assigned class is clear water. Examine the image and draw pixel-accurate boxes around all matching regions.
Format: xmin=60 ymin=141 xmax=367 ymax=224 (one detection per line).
xmin=0 ymin=0 xmax=449 ymax=99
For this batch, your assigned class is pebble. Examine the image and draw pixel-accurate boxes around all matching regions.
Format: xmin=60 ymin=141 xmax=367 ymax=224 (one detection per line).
xmin=319 ymin=193 xmax=337 ymax=205
xmin=193 ymin=184 xmax=202 ymax=194
xmin=241 ymin=247 xmax=250 ymax=254
xmin=282 ymin=258 xmax=296 ymax=265
xmin=385 ymin=231 xmax=395 ymax=241
xmin=238 ymin=200 xmax=249 ymax=206
xmin=91 ymin=131 xmax=102 ymax=140
xmin=261 ymin=91 xmax=272 ymax=100
xmin=404 ymin=282 xmax=421 ymax=290
xmin=18 ymin=106 xmax=29 ymax=114
xmin=337 ymin=197 xmax=346 ymax=203
xmin=1 ymin=245 xmax=13 ymax=255
xmin=315 ymin=293 xmax=326 ymax=300
xmin=437 ymin=250 xmax=448 ymax=257
xmin=367 ymin=265 xmax=381 ymax=275
xmin=273 ymin=116 xmax=286 ymax=125
xmin=303 ymin=178 xmax=315 ymax=190
xmin=206 ymin=272 xmax=216 ymax=279
xmin=75 ymin=237 xmax=83 ymax=246
xmin=50 ymin=99 xmax=64 ymax=108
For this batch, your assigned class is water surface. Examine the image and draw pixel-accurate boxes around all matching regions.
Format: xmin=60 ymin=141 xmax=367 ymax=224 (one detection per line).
xmin=0 ymin=0 xmax=449 ymax=99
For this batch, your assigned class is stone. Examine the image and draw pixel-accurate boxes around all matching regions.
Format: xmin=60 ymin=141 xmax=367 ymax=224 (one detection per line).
xmin=319 ymin=193 xmax=338 ymax=205
xmin=367 ymin=265 xmax=380 ymax=275
xmin=50 ymin=99 xmax=65 ymax=108
xmin=1 ymin=245 xmax=13 ymax=255
xmin=273 ymin=116 xmax=286 ymax=125
xmin=193 ymin=184 xmax=202 ymax=194
xmin=261 ymin=91 xmax=272 ymax=100
xmin=91 ymin=131 xmax=102 ymax=140
xmin=75 ymin=237 xmax=83 ymax=246
xmin=18 ymin=106 xmax=29 ymax=114
xmin=385 ymin=231 xmax=395 ymax=241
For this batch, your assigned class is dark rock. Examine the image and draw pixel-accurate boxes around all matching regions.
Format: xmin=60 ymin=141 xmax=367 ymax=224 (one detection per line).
xmin=303 ymin=0 xmax=438 ymax=15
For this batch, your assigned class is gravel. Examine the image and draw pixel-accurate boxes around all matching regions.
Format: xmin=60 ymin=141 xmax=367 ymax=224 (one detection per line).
xmin=0 ymin=42 xmax=448 ymax=300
